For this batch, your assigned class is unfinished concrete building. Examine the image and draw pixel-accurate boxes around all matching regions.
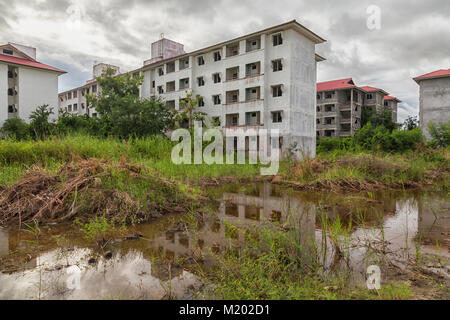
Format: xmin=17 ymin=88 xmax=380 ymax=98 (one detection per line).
xmin=413 ymin=69 xmax=450 ymax=139
xmin=316 ymin=78 xmax=400 ymax=138
xmin=316 ymin=79 xmax=364 ymax=137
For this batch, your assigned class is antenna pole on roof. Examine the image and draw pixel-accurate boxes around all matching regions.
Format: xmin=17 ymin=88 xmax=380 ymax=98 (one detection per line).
xmin=160 ymin=33 xmax=164 ymax=39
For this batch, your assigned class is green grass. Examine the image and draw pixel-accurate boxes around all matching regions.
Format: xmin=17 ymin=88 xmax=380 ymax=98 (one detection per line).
xmin=0 ymin=134 xmax=261 ymax=186
xmin=0 ymin=134 xmax=448 ymax=190
xmin=207 ymin=219 xmax=412 ymax=300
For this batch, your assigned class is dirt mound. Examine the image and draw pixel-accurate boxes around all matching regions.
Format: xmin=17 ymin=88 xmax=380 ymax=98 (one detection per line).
xmin=0 ymin=159 xmax=195 ymax=228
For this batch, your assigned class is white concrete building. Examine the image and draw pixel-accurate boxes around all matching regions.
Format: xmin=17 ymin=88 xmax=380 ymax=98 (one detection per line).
xmin=140 ymin=20 xmax=326 ymax=157
xmin=58 ymin=63 xmax=123 ymax=117
xmin=0 ymin=43 xmax=66 ymax=126
xmin=413 ymin=69 xmax=450 ymax=138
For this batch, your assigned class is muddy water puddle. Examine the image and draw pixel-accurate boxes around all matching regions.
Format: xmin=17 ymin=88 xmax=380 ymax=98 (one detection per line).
xmin=0 ymin=183 xmax=449 ymax=299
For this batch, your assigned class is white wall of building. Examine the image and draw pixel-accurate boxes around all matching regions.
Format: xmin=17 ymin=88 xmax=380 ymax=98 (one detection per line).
xmin=0 ymin=64 xmax=7 ymax=127
xmin=140 ymin=27 xmax=319 ymax=158
xmin=17 ymin=67 xmax=59 ymax=122
xmin=419 ymin=77 xmax=450 ymax=139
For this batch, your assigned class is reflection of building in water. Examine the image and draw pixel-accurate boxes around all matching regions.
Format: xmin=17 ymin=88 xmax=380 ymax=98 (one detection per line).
xmin=417 ymin=195 xmax=450 ymax=246
xmin=0 ymin=229 xmax=8 ymax=257
xmin=149 ymin=183 xmax=317 ymax=265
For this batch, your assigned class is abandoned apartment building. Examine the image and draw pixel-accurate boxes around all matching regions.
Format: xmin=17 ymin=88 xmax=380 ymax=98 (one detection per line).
xmin=316 ymin=78 xmax=400 ymax=138
xmin=0 ymin=42 xmax=65 ymax=127
xmin=59 ymin=20 xmax=327 ymax=158
xmin=413 ymin=69 xmax=450 ymax=139
xmin=139 ymin=20 xmax=326 ymax=157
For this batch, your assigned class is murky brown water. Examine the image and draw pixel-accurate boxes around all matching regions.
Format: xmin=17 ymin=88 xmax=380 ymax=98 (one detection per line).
xmin=0 ymin=183 xmax=449 ymax=299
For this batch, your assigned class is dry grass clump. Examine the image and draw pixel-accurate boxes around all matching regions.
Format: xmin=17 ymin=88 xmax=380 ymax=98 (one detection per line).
xmin=0 ymin=158 xmax=195 ymax=228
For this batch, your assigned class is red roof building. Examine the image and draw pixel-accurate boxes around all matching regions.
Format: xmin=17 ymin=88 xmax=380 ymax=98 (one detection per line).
xmin=1 ymin=43 xmax=65 ymax=124
xmin=0 ymin=54 xmax=66 ymax=74
xmin=413 ymin=69 xmax=450 ymax=83
xmin=316 ymin=78 xmax=356 ymax=92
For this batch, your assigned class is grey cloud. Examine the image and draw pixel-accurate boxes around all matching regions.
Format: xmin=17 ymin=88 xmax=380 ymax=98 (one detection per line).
xmin=2 ymin=0 xmax=449 ymax=122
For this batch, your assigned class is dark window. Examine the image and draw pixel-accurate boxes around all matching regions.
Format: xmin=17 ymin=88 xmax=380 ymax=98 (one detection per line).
xmin=273 ymin=33 xmax=283 ymax=46
xmin=213 ymin=95 xmax=221 ymax=105
xmin=158 ymin=68 xmax=164 ymax=76
xmin=152 ymin=81 xmax=155 ymax=88
xmin=198 ymin=77 xmax=205 ymax=87
xmin=198 ymin=56 xmax=205 ymax=66
xmin=272 ymin=111 xmax=282 ymax=123
xmin=272 ymin=85 xmax=282 ymax=97
xmin=214 ymin=51 xmax=221 ymax=62
xmin=92 ymin=85 xmax=97 ymax=93
xmin=198 ymin=97 xmax=205 ymax=107
xmin=213 ymin=73 xmax=221 ymax=83
xmin=272 ymin=59 xmax=283 ymax=72
xmin=2 ymin=49 xmax=13 ymax=55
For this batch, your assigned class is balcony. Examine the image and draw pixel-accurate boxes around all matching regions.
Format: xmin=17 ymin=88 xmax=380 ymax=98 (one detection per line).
xmin=226 ymin=42 xmax=240 ymax=58
xmin=225 ymin=90 xmax=239 ymax=105
xmin=246 ymin=36 xmax=261 ymax=52
xmin=226 ymin=67 xmax=240 ymax=82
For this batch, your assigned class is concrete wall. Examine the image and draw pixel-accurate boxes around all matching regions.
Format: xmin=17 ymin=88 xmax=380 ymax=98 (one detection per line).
xmin=288 ymin=29 xmax=317 ymax=158
xmin=419 ymin=77 xmax=450 ymax=138
xmin=141 ymin=27 xmax=318 ymax=159
xmin=18 ymin=67 xmax=59 ymax=122
xmin=0 ymin=64 xmax=7 ymax=127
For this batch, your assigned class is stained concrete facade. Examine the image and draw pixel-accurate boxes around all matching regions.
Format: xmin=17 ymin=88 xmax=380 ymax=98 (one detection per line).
xmin=414 ymin=72 xmax=450 ymax=139
xmin=140 ymin=21 xmax=326 ymax=158
xmin=316 ymin=79 xmax=400 ymax=138
xmin=58 ymin=63 xmax=124 ymax=117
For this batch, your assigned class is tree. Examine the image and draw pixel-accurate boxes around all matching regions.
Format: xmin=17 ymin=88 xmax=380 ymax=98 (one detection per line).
xmin=361 ymin=106 xmax=397 ymax=132
xmin=29 ymin=104 xmax=55 ymax=140
xmin=1 ymin=118 xmax=30 ymax=140
xmin=179 ymin=91 xmax=207 ymax=130
xmin=86 ymin=67 xmax=175 ymax=138
xmin=402 ymin=116 xmax=419 ymax=131
xmin=428 ymin=121 xmax=450 ymax=148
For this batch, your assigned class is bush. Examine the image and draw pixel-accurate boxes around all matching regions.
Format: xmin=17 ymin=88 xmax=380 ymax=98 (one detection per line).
xmin=318 ymin=123 xmax=425 ymax=154
xmin=317 ymin=137 xmax=354 ymax=153
xmin=1 ymin=118 xmax=30 ymax=140
xmin=428 ymin=121 xmax=450 ymax=148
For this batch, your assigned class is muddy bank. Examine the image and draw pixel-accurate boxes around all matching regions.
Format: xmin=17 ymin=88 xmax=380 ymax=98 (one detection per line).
xmin=0 ymin=159 xmax=200 ymax=228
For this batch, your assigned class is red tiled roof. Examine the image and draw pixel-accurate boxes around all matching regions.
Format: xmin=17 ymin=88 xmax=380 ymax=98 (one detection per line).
xmin=413 ymin=69 xmax=450 ymax=83
xmin=317 ymin=78 xmax=356 ymax=91
xmin=359 ymin=86 xmax=389 ymax=95
xmin=0 ymin=54 xmax=66 ymax=73
xmin=384 ymin=95 xmax=401 ymax=103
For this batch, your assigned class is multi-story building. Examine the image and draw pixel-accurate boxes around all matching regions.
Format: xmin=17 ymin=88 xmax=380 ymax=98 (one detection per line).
xmin=139 ymin=20 xmax=326 ymax=157
xmin=413 ymin=69 xmax=450 ymax=138
xmin=58 ymin=63 xmax=122 ymax=117
xmin=316 ymin=78 xmax=364 ymax=137
xmin=316 ymin=78 xmax=400 ymax=138
xmin=0 ymin=43 xmax=65 ymax=126
xmin=383 ymin=95 xmax=400 ymax=123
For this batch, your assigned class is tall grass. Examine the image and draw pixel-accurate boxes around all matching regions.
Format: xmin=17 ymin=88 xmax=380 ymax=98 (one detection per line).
xmin=0 ymin=134 xmax=261 ymax=186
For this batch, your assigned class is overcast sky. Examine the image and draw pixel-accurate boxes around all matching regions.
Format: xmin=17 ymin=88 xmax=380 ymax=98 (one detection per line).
xmin=1 ymin=0 xmax=449 ymax=122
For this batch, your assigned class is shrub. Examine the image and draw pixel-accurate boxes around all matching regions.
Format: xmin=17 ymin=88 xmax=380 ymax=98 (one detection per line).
xmin=428 ymin=121 xmax=450 ymax=148
xmin=1 ymin=118 xmax=30 ymax=140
